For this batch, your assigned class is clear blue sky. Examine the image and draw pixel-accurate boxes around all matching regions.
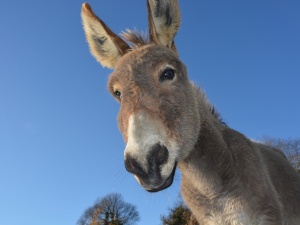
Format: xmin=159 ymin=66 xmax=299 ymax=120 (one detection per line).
xmin=1 ymin=0 xmax=299 ymax=225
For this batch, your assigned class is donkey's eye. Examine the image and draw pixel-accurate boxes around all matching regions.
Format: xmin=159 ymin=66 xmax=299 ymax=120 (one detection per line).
xmin=114 ymin=90 xmax=121 ymax=99
xmin=160 ymin=69 xmax=175 ymax=82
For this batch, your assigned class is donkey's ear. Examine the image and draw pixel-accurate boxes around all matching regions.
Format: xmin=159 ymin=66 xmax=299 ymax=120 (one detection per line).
xmin=81 ymin=3 xmax=130 ymax=69
xmin=147 ymin=0 xmax=181 ymax=52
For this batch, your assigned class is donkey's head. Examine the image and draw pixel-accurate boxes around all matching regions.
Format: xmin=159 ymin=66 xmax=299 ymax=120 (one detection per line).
xmin=81 ymin=0 xmax=201 ymax=192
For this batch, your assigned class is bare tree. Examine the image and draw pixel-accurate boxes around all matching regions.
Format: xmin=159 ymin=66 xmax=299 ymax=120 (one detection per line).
xmin=261 ymin=136 xmax=300 ymax=171
xmin=77 ymin=193 xmax=140 ymax=225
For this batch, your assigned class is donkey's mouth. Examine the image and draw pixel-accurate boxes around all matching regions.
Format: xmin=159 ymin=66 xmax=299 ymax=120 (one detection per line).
xmin=146 ymin=161 xmax=177 ymax=193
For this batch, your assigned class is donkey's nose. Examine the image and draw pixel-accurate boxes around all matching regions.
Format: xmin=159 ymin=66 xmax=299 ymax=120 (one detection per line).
xmin=124 ymin=143 xmax=169 ymax=178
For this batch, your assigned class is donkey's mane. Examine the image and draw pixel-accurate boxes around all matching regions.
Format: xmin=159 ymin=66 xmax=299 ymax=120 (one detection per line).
xmin=121 ymin=29 xmax=150 ymax=48
xmin=195 ymin=86 xmax=226 ymax=126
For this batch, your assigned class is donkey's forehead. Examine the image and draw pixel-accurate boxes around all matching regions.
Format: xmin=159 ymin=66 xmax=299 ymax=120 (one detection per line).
xmin=112 ymin=44 xmax=180 ymax=76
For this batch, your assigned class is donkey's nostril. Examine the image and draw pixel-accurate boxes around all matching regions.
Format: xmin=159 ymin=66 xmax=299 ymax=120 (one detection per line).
xmin=124 ymin=154 xmax=146 ymax=178
xmin=148 ymin=143 xmax=169 ymax=169
xmin=147 ymin=144 xmax=169 ymax=174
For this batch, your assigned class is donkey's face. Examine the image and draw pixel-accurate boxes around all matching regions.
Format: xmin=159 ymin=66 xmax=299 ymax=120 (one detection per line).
xmin=108 ymin=45 xmax=200 ymax=191
xmin=81 ymin=0 xmax=200 ymax=192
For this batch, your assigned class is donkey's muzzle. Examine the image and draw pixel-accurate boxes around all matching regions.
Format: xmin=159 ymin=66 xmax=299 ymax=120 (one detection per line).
xmin=124 ymin=143 xmax=176 ymax=192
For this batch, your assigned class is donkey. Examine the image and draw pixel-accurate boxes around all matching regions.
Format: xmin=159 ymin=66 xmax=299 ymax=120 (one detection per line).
xmin=81 ymin=1 xmax=300 ymax=224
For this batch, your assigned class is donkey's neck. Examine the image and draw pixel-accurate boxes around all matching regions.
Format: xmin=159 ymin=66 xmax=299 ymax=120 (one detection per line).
xmin=178 ymin=91 xmax=234 ymax=200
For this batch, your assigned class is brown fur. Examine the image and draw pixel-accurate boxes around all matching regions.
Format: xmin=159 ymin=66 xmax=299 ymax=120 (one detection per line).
xmin=81 ymin=1 xmax=300 ymax=224
xmin=121 ymin=29 xmax=149 ymax=48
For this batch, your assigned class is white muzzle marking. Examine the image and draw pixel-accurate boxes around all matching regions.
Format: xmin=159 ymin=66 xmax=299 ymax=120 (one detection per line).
xmin=124 ymin=113 xmax=179 ymax=178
